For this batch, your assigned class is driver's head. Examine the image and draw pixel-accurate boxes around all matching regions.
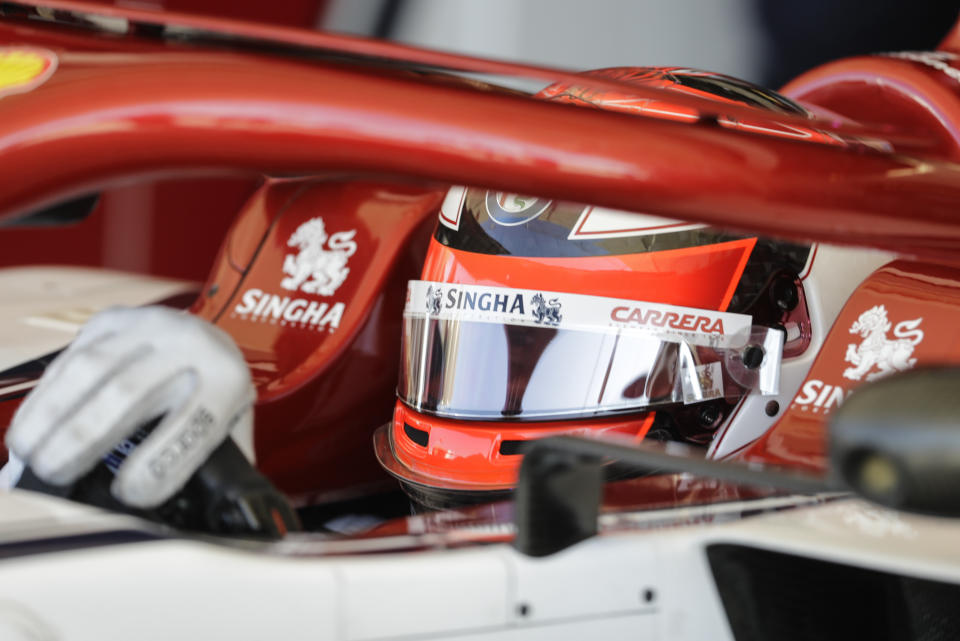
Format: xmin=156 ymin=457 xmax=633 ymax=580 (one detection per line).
xmin=375 ymin=68 xmax=814 ymax=510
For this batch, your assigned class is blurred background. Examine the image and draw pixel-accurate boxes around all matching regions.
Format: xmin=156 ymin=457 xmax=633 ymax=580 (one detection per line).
xmin=321 ymin=0 xmax=958 ymax=88
xmin=58 ymin=0 xmax=958 ymax=88
xmin=0 ymin=0 xmax=956 ymax=280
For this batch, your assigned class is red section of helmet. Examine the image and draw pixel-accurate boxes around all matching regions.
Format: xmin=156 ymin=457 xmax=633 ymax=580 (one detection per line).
xmin=422 ymin=236 xmax=757 ymax=312
xmin=384 ymin=237 xmax=757 ymax=495
xmin=390 ymin=401 xmax=654 ymax=489
xmin=538 ymin=67 xmax=706 ymax=122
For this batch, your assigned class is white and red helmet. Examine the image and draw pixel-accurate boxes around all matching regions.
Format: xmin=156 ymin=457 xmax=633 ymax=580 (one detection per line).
xmin=375 ymin=68 xmax=890 ymax=509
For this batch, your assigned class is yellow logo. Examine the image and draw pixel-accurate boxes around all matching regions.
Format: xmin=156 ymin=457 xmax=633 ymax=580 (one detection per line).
xmin=0 ymin=48 xmax=57 ymax=99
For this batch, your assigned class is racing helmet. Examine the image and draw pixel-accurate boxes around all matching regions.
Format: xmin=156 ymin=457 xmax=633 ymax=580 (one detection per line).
xmin=374 ymin=68 xmax=819 ymax=509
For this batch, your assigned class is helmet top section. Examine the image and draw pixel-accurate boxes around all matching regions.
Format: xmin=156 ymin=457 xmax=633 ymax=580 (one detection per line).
xmin=537 ymin=66 xmax=809 ymax=117
xmin=434 ymin=187 xmax=811 ymax=317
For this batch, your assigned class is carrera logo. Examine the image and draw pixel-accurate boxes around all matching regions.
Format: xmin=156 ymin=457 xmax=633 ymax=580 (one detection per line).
xmin=232 ymin=216 xmax=354 ymax=332
xmin=610 ymin=306 xmax=725 ymax=334
xmin=408 ymin=280 xmax=747 ymax=347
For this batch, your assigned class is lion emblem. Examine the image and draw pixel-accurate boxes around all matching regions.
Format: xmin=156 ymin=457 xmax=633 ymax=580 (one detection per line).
xmin=530 ymin=292 xmax=562 ymax=326
xmin=281 ymin=217 xmax=357 ymax=296
xmin=698 ymin=365 xmax=715 ymax=392
xmin=843 ymin=305 xmax=923 ymax=382
xmin=425 ymin=285 xmax=443 ymax=315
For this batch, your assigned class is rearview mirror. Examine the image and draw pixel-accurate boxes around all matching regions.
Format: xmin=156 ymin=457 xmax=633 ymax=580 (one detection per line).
xmin=830 ymin=367 xmax=960 ymax=517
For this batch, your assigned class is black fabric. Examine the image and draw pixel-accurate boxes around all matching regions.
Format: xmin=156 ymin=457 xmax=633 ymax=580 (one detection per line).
xmin=434 ymin=189 xmax=811 ymax=316
xmin=0 ymin=194 xmax=99 ymax=228
xmin=0 ymin=529 xmax=163 ymax=560
xmin=667 ymin=71 xmax=806 ymax=114
xmin=708 ymin=544 xmax=960 ymax=641
xmin=754 ymin=0 xmax=959 ymax=89
xmin=435 ymin=192 xmax=769 ymax=259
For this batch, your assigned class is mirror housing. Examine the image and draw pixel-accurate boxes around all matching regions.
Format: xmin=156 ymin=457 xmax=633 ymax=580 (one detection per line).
xmin=830 ymin=368 xmax=960 ymax=517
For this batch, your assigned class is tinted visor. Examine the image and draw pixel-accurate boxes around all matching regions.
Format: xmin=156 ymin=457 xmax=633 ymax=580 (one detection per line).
xmin=399 ymin=281 xmax=782 ymax=420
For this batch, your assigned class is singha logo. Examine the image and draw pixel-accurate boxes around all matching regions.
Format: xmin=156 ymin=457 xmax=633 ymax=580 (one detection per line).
xmin=530 ymin=293 xmax=562 ymax=326
xmin=281 ymin=217 xmax=357 ymax=296
xmin=843 ymin=305 xmax=923 ymax=382
xmin=425 ymin=285 xmax=443 ymax=315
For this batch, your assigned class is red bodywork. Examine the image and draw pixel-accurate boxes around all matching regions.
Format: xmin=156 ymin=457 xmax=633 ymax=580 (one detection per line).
xmin=0 ymin=22 xmax=958 ymax=260
xmin=538 ymin=66 xmax=849 ymax=147
xmin=192 ymin=179 xmax=442 ymax=501
xmin=743 ymin=260 xmax=960 ymax=470
xmin=0 ymin=1 xmax=331 ymax=281
xmin=730 ymin=46 xmax=960 ymax=470
xmin=1 ymin=4 xmax=960 ymax=506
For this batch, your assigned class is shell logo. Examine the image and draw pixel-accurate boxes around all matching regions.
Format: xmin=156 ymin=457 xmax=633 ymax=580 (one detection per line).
xmin=0 ymin=47 xmax=57 ymax=99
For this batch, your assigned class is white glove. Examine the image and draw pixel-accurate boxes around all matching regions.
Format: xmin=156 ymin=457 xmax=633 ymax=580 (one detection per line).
xmin=5 ymin=306 xmax=255 ymax=509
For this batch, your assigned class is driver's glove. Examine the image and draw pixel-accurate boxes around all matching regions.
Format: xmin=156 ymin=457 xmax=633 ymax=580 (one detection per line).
xmin=5 ymin=306 xmax=255 ymax=509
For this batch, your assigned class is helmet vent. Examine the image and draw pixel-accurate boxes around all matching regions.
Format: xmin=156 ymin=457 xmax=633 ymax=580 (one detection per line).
xmin=499 ymin=440 xmax=527 ymax=456
xmin=403 ymin=423 xmax=429 ymax=448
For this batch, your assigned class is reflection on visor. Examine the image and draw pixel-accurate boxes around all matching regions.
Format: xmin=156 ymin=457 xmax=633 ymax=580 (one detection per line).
xmin=399 ymin=281 xmax=783 ymax=420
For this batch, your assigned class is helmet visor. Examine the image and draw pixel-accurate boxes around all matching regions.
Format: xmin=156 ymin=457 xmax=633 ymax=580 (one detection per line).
xmin=399 ymin=280 xmax=782 ymax=420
